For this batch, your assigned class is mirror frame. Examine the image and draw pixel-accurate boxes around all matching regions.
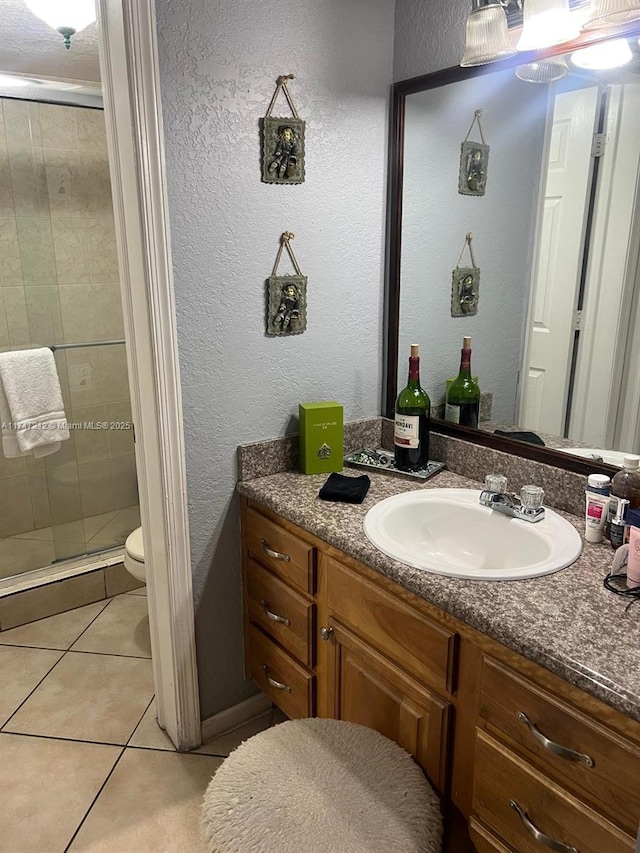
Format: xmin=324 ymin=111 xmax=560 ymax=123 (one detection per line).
xmin=384 ymin=23 xmax=640 ymax=477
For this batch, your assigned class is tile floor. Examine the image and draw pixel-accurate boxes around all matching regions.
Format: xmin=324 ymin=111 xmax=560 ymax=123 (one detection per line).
xmin=0 ymin=505 xmax=141 ymax=580
xmin=0 ymin=588 xmax=282 ymax=852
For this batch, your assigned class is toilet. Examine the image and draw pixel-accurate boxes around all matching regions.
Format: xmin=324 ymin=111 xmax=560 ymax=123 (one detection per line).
xmin=124 ymin=526 xmax=146 ymax=584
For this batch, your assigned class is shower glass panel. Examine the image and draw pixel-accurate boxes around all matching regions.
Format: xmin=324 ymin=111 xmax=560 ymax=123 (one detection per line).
xmin=0 ymin=94 xmax=139 ymax=581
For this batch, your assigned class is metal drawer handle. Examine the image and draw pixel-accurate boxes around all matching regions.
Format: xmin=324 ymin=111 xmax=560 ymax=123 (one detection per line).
xmin=259 ymin=599 xmax=290 ymax=626
xmin=510 ymin=800 xmax=579 ymax=853
xmin=262 ymin=664 xmax=291 ymax=692
xmin=319 ymin=626 xmax=334 ymax=641
xmin=518 ymin=712 xmax=594 ymax=768
xmin=260 ymin=539 xmax=290 ymax=562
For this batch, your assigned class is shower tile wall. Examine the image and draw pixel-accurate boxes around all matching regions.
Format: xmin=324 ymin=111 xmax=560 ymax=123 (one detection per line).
xmin=0 ymin=99 xmax=138 ymax=577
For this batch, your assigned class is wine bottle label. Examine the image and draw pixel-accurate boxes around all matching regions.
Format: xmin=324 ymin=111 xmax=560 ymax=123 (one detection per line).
xmin=394 ymin=414 xmax=420 ymax=448
xmin=445 ymin=403 xmax=461 ymax=424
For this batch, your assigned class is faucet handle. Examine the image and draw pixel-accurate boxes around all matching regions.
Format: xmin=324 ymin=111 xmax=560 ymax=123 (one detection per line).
xmin=485 ymin=474 xmax=507 ymax=494
xmin=520 ymin=485 xmax=544 ymax=510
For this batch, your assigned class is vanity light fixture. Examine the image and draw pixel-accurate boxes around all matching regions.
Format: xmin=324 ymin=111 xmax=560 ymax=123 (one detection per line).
xmin=516 ymin=55 xmax=569 ymax=81
xmin=461 ymin=0 xmax=517 ymax=66
xmin=24 ymin=0 xmax=96 ymax=49
xmin=517 ymin=0 xmax=580 ymax=50
xmin=582 ymin=0 xmax=640 ymax=30
xmin=571 ymin=36 xmax=634 ymax=66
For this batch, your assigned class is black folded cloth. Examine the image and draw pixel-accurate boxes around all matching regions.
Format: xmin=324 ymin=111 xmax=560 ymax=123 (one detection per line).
xmin=494 ymin=429 xmax=546 ymax=447
xmin=318 ymin=472 xmax=371 ymax=504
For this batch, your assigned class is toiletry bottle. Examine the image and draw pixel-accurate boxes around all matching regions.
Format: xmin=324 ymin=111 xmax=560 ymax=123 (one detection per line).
xmin=394 ymin=344 xmax=430 ymax=471
xmin=607 ymin=455 xmax=640 ymax=538
xmin=610 ymin=498 xmax=629 ymax=550
xmin=626 ymin=525 xmax=640 ymax=589
xmin=445 ymin=336 xmax=480 ymax=428
xmin=584 ymin=488 xmax=609 ymax=544
xmin=586 ymin=474 xmax=610 ymax=495
xmin=585 ymin=474 xmax=611 ymax=536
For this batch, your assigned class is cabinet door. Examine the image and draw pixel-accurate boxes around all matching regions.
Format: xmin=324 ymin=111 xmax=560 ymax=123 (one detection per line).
xmin=323 ymin=617 xmax=450 ymax=794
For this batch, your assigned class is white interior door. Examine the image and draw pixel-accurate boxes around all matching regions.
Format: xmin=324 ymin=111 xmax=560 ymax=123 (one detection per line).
xmin=569 ymin=82 xmax=640 ymax=451
xmin=520 ymin=85 xmax=599 ymax=436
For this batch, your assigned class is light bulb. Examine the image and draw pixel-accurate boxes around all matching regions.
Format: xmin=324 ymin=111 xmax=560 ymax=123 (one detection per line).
xmin=571 ymin=38 xmax=634 ymax=68
xmin=518 ymin=0 xmax=580 ymax=51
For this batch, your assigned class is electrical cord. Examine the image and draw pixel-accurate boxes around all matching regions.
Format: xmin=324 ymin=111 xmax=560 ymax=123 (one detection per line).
xmin=603 ymin=571 xmax=640 ymax=611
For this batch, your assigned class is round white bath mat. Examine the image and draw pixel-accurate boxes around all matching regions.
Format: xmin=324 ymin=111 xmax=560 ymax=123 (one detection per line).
xmin=202 ymin=717 xmax=442 ymax=853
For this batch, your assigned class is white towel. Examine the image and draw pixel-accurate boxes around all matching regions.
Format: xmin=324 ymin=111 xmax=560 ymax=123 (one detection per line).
xmin=0 ymin=348 xmax=70 ymax=459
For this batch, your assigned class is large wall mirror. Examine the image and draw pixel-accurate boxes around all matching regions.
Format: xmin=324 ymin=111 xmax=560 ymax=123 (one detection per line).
xmin=386 ymin=27 xmax=640 ymax=474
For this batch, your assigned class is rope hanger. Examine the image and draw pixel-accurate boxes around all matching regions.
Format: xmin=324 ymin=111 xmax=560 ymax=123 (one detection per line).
xmin=265 ymin=75 xmax=300 ymax=119
xmin=455 ymin=232 xmax=477 ymax=269
xmin=272 ymin=231 xmax=303 ymax=276
xmin=463 ymin=109 xmax=487 ymax=144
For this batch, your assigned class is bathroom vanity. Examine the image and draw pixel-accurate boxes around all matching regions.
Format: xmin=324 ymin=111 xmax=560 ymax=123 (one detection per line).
xmin=239 ymin=468 xmax=640 ymax=852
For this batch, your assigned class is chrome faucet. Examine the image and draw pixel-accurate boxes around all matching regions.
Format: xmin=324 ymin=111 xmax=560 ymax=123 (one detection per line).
xmin=479 ymin=475 xmax=545 ymax=523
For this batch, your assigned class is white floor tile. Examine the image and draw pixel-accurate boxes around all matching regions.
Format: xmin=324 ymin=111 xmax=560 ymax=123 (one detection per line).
xmin=0 ymin=645 xmax=63 ymax=727
xmin=0 ymin=733 xmax=121 ymax=853
xmin=5 ymin=650 xmax=154 ymax=744
xmin=68 ymin=748 xmax=221 ymax=852
xmin=71 ymin=594 xmax=150 ymax=657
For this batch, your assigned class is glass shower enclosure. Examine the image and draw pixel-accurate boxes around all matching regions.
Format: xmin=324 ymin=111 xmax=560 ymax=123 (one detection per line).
xmin=0 ymin=78 xmax=139 ymax=581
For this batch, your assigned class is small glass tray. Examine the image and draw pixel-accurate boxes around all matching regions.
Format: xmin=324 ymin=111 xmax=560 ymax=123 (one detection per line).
xmin=344 ymin=448 xmax=445 ymax=482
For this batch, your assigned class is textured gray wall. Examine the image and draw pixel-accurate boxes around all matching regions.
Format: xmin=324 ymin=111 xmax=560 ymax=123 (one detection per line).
xmin=394 ymin=0 xmax=468 ymax=81
xmin=399 ymin=76 xmax=547 ymax=421
xmin=154 ymin=0 xmax=394 ymax=718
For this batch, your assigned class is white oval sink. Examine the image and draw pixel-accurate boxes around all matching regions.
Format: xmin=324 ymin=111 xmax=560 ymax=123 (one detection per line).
xmin=561 ymin=447 xmax=626 ymax=467
xmin=364 ymin=489 xmax=582 ymax=581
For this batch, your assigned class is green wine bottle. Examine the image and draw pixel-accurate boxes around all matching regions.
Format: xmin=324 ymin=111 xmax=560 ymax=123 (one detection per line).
xmin=394 ymin=344 xmax=431 ymax=471
xmin=445 ymin=336 xmax=480 ymax=428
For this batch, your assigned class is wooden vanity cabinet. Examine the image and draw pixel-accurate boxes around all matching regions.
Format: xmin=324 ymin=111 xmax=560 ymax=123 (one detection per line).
xmin=241 ymin=498 xmax=640 ymax=851
xmin=242 ymin=504 xmax=317 ymax=716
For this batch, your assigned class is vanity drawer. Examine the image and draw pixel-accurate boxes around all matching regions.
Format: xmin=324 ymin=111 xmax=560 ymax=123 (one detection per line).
xmin=472 ymin=730 xmax=635 ymax=853
xmin=468 ymin=818 xmax=515 ymax=853
xmin=246 ymin=557 xmax=314 ymax=668
xmin=479 ymin=656 xmax=640 ymax=833
xmin=245 ymin=507 xmax=315 ymax=595
xmin=326 ymin=557 xmax=457 ymax=695
xmin=246 ymin=623 xmax=315 ymax=720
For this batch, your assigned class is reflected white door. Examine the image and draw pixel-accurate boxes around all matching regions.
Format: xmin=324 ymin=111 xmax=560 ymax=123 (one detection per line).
xmin=521 ymin=86 xmax=599 ymax=436
xmin=569 ymin=82 xmax=640 ymax=451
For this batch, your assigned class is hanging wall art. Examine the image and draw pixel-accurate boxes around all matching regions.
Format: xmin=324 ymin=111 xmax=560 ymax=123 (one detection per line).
xmin=458 ymin=109 xmax=489 ymax=197
xmin=451 ymin=232 xmax=480 ymax=318
xmin=261 ymin=75 xmax=305 ymax=185
xmin=266 ymin=231 xmax=307 ymax=336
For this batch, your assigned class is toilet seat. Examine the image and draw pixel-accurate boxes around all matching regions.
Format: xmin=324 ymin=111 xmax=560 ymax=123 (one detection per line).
xmin=124 ymin=527 xmax=146 ymax=583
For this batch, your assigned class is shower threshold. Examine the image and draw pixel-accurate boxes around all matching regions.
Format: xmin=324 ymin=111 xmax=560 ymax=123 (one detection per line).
xmin=0 ymin=546 xmax=125 ymax=598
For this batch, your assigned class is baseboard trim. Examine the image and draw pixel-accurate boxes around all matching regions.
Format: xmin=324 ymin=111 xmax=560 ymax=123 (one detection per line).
xmin=201 ymin=693 xmax=272 ymax=745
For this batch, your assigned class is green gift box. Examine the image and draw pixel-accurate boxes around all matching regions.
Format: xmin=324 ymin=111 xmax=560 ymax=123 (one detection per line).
xmin=299 ymin=402 xmax=344 ymax=474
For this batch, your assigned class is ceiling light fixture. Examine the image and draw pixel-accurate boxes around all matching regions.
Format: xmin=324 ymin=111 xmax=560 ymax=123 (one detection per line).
xmin=571 ymin=36 xmax=634 ymax=66
xmin=461 ymin=0 xmax=517 ymax=66
xmin=24 ymin=0 xmax=96 ymax=49
xmin=582 ymin=0 xmax=640 ymax=30
xmin=516 ymin=55 xmax=570 ymax=81
xmin=517 ymin=0 xmax=580 ymax=50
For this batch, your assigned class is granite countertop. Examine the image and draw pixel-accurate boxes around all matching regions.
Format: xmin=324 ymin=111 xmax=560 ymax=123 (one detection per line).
xmin=238 ymin=468 xmax=640 ymax=723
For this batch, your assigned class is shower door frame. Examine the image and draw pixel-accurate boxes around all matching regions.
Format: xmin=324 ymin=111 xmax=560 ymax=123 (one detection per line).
xmin=97 ymin=0 xmax=200 ymax=750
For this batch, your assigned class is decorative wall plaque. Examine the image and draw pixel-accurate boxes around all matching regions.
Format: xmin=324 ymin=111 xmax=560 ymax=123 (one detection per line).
xmin=266 ymin=232 xmax=307 ymax=336
xmin=458 ymin=110 xmax=489 ymax=197
xmin=451 ymin=232 xmax=480 ymax=317
xmin=261 ymin=75 xmax=305 ymax=185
